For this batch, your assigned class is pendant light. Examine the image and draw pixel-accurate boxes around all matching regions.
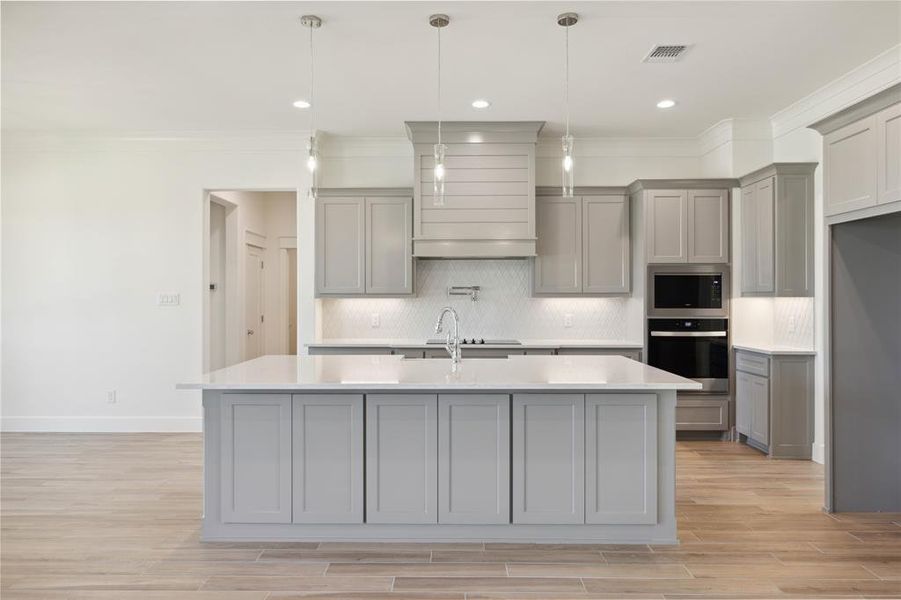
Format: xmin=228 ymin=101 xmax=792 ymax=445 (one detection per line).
xmin=301 ymin=15 xmax=322 ymax=196
xmin=430 ymin=13 xmax=449 ymax=207
xmin=558 ymin=12 xmax=578 ymax=198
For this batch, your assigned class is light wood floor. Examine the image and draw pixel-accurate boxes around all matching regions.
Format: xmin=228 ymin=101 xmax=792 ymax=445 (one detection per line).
xmin=2 ymin=434 xmax=900 ymax=599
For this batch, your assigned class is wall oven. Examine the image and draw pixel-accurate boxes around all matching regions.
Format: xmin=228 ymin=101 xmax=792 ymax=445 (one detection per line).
xmin=647 ymin=318 xmax=729 ymax=393
xmin=648 ymin=265 xmax=729 ymax=318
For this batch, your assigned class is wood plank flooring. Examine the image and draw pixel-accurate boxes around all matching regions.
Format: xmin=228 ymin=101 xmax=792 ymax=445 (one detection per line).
xmin=2 ymin=433 xmax=900 ymax=599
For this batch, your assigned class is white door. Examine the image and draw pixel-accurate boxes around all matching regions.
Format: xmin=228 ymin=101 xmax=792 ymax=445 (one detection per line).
xmin=244 ymin=245 xmax=264 ymax=360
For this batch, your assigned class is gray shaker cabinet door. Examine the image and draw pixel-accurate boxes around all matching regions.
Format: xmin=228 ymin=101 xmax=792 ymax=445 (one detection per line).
xmin=533 ymin=195 xmax=582 ymax=294
xmin=438 ymin=394 xmax=510 ymax=524
xmin=824 ymin=115 xmax=878 ymax=217
xmin=585 ymin=394 xmax=657 ymax=524
xmin=582 ymin=195 xmax=631 ymax=294
xmin=740 ymin=184 xmax=759 ymax=294
xmin=220 ymin=394 xmax=292 ymax=524
xmin=316 ymin=196 xmax=365 ymax=295
xmin=753 ymin=178 xmax=776 ymax=293
xmin=366 ymin=196 xmax=413 ymax=295
xmin=735 ymin=371 xmax=753 ymax=436
xmin=512 ymin=394 xmax=585 ymax=524
xmin=776 ymin=173 xmax=814 ymax=296
xmin=646 ymin=190 xmax=688 ymax=263
xmin=877 ymin=103 xmax=901 ymax=206
xmin=688 ymin=189 xmax=729 ymax=264
xmin=749 ymin=373 xmax=770 ymax=448
xmin=292 ymin=394 xmax=364 ymax=524
xmin=365 ymin=394 xmax=438 ymax=524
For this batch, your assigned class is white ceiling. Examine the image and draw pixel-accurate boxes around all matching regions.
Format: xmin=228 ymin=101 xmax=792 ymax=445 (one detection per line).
xmin=2 ymin=1 xmax=899 ymax=137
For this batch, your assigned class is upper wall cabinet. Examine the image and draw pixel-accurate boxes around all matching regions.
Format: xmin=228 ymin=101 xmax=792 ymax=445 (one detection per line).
xmin=316 ymin=189 xmax=413 ymax=297
xmin=738 ymin=163 xmax=816 ymax=297
xmin=630 ymin=181 xmax=733 ymax=264
xmin=405 ymin=121 xmax=544 ymax=258
xmin=811 ymin=84 xmax=901 ymax=223
xmin=533 ymin=189 xmax=630 ymax=296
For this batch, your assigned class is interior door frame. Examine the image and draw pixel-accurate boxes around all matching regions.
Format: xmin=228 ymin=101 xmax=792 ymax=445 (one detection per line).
xmin=202 ymin=188 xmax=300 ymax=373
xmin=244 ymin=237 xmax=266 ymax=360
xmin=279 ymin=238 xmax=298 ymax=355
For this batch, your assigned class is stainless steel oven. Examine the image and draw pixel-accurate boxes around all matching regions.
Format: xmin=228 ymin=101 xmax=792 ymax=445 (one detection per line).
xmin=648 ymin=265 xmax=729 ymax=318
xmin=647 ymin=318 xmax=729 ymax=393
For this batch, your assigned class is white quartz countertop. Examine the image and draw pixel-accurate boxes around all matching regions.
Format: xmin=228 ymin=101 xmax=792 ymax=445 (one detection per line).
xmin=306 ymin=339 xmax=644 ymax=350
xmin=179 ymin=354 xmax=700 ymax=392
xmin=732 ymin=343 xmax=817 ymax=356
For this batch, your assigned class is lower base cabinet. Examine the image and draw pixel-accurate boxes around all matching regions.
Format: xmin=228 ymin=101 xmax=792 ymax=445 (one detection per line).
xmin=292 ymin=394 xmax=364 ymax=523
xmin=585 ymin=394 xmax=657 ymax=524
xmin=735 ymin=350 xmax=814 ymax=459
xmin=365 ymin=394 xmax=438 ymax=523
xmin=512 ymin=394 xmax=585 ymax=524
xmin=675 ymin=395 xmax=729 ymax=431
xmin=220 ymin=394 xmax=293 ymax=524
xmin=438 ymin=395 xmax=510 ymax=524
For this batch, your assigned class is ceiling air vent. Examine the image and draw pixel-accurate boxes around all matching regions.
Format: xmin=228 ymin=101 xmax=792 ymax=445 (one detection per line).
xmin=643 ymin=44 xmax=689 ymax=63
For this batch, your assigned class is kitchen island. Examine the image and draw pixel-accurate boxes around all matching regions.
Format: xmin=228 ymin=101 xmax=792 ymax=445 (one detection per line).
xmin=179 ymin=354 xmax=700 ymax=544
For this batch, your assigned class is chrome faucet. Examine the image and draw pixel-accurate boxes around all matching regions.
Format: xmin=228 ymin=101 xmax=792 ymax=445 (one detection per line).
xmin=434 ymin=306 xmax=461 ymax=364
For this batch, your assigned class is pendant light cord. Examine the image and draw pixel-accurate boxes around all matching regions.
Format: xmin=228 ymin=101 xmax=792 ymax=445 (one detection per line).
xmin=437 ymin=24 xmax=442 ymax=147
xmin=564 ymin=23 xmax=570 ymax=138
xmin=309 ymin=23 xmax=315 ymax=135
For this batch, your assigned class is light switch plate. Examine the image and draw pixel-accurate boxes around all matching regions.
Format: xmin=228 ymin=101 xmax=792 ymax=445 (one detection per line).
xmin=564 ymin=314 xmax=573 ymax=328
xmin=158 ymin=293 xmax=180 ymax=306
xmin=370 ymin=313 xmax=380 ymax=328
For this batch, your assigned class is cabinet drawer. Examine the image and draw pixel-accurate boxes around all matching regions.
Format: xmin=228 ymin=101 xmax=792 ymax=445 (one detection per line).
xmin=556 ymin=348 xmax=642 ymax=361
xmin=735 ymin=350 xmax=770 ymax=377
xmin=676 ymin=396 xmax=729 ymax=431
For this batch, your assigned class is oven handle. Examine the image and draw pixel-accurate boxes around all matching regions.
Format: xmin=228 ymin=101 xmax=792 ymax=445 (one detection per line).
xmin=649 ymin=331 xmax=728 ymax=337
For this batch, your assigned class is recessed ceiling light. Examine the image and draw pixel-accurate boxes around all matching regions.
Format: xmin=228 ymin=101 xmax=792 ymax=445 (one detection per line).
xmin=293 ymin=99 xmax=311 ymax=109
xmin=471 ymin=99 xmax=491 ymax=109
xmin=656 ymin=99 xmax=676 ymax=109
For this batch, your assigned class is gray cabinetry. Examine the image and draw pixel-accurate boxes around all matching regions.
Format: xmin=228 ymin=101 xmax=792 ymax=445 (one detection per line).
xmin=688 ymin=189 xmax=730 ymax=263
xmin=220 ymin=394 xmax=292 ymax=524
xmin=812 ymin=86 xmax=901 ymax=222
xmin=365 ymin=394 xmax=438 ymax=523
xmin=316 ymin=196 xmax=365 ymax=295
xmin=675 ymin=395 xmax=729 ymax=431
xmin=646 ymin=190 xmax=688 ymax=263
xmin=735 ymin=349 xmax=814 ymax=459
xmin=512 ymin=394 xmax=584 ymax=524
xmin=366 ymin=195 xmax=413 ymax=295
xmin=555 ymin=347 xmax=642 ymax=361
xmin=292 ymin=394 xmax=363 ymax=524
xmin=533 ymin=189 xmax=630 ymax=296
xmin=585 ymin=394 xmax=657 ymax=524
xmin=438 ymin=394 xmax=510 ymax=524
xmin=316 ymin=189 xmax=413 ymax=297
xmin=632 ymin=182 xmax=732 ymax=265
xmin=739 ymin=164 xmax=815 ymax=297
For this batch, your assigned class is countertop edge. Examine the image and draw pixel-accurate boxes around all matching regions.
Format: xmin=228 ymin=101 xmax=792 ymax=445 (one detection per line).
xmin=180 ymin=383 xmax=701 ymax=392
xmin=306 ymin=341 xmax=645 ymax=349
xmin=732 ymin=343 xmax=817 ymax=356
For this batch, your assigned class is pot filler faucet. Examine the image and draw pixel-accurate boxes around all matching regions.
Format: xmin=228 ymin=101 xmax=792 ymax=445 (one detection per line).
xmin=434 ymin=306 xmax=461 ymax=364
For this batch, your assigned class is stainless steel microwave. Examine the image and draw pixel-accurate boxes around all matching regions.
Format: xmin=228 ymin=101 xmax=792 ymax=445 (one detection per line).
xmin=647 ymin=265 xmax=729 ymax=318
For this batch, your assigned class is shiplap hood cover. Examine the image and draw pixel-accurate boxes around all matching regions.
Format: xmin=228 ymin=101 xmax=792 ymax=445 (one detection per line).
xmin=406 ymin=121 xmax=544 ymax=258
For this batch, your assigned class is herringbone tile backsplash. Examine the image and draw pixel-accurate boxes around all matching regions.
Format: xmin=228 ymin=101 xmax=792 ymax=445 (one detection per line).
xmin=321 ymin=259 xmax=635 ymax=340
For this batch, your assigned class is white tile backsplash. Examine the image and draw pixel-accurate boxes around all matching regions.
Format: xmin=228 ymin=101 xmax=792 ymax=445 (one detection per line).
xmin=773 ymin=296 xmax=814 ymax=347
xmin=321 ymin=259 xmax=632 ymax=340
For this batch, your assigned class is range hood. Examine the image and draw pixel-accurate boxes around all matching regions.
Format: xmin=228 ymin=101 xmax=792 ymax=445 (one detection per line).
xmin=405 ymin=121 xmax=545 ymax=258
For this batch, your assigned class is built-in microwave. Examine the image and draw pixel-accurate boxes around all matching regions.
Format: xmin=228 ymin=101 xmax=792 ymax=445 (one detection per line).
xmin=648 ymin=265 xmax=729 ymax=318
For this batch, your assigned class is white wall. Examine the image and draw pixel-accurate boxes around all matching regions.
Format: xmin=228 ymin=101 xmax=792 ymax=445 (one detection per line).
xmin=208 ymin=201 xmax=227 ymax=370
xmin=1 ymin=133 xmax=312 ymax=431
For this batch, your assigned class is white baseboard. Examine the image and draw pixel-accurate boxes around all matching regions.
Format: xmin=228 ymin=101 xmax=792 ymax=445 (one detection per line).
xmin=812 ymin=442 xmax=826 ymax=464
xmin=1 ymin=416 xmax=202 ymax=433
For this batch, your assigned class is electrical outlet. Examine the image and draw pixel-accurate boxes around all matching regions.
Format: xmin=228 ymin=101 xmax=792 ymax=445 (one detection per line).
xmin=370 ymin=313 xmax=380 ymax=328
xmin=157 ymin=293 xmax=180 ymax=306
xmin=564 ymin=314 xmax=573 ymax=328
xmin=107 ymin=390 xmax=118 ymax=405
xmin=788 ymin=316 xmax=797 ymax=333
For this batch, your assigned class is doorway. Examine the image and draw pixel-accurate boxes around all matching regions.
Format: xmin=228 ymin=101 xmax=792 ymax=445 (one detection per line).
xmin=203 ymin=190 xmax=298 ymax=372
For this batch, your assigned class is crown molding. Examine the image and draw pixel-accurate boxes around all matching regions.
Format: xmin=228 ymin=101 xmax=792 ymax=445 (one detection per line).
xmin=771 ymin=44 xmax=901 ymax=139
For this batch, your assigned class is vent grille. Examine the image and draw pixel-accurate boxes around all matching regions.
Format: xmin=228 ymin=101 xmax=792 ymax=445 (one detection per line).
xmin=643 ymin=44 xmax=689 ymax=63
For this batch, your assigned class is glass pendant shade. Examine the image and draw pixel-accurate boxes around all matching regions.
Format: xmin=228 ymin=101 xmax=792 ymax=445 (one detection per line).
xmin=562 ymin=134 xmax=574 ymax=198
xmin=433 ymin=142 xmax=447 ymax=206
xmin=306 ymin=136 xmax=319 ymax=173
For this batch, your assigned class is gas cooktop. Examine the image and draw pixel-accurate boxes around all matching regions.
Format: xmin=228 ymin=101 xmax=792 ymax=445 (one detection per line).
xmin=426 ymin=338 xmax=522 ymax=346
